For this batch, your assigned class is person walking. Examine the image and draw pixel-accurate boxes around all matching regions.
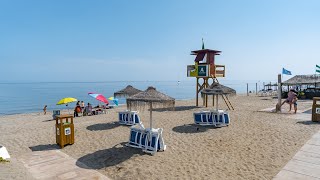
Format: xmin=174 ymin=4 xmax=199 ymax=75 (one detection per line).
xmin=43 ymin=105 xmax=47 ymax=115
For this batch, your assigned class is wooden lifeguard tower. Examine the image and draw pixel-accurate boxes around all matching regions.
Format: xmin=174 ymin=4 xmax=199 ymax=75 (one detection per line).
xmin=187 ymin=48 xmax=225 ymax=106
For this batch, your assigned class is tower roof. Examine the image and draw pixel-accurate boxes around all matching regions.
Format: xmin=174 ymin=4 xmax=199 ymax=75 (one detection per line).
xmin=191 ymin=49 xmax=221 ymax=55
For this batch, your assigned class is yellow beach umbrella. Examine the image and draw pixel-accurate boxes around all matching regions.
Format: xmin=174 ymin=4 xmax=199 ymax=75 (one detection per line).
xmin=56 ymin=97 xmax=78 ymax=105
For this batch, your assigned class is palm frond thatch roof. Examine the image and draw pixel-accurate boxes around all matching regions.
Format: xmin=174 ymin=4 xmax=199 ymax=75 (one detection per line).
xmin=282 ymin=75 xmax=320 ymax=85
xmin=201 ymin=82 xmax=236 ymax=95
xmin=127 ymin=86 xmax=175 ymax=110
xmin=114 ymin=85 xmax=142 ymax=98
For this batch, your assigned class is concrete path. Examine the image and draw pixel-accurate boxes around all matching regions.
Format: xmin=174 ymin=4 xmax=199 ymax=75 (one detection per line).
xmin=274 ymin=131 xmax=320 ymax=180
xmin=19 ymin=150 xmax=110 ymax=180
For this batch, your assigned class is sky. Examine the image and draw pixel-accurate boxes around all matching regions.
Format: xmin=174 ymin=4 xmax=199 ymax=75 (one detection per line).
xmin=0 ymin=0 xmax=319 ymax=82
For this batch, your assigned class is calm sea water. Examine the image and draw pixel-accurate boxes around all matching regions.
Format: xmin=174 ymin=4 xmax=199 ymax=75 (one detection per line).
xmin=0 ymin=80 xmax=268 ymax=115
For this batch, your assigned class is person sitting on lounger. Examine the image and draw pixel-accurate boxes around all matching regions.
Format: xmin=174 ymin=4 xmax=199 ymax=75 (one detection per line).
xmin=84 ymin=103 xmax=92 ymax=116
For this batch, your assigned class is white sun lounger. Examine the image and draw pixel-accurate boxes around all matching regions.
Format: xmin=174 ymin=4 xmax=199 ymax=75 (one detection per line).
xmin=194 ymin=110 xmax=230 ymax=127
xmin=119 ymin=110 xmax=142 ymax=126
xmin=127 ymin=124 xmax=166 ymax=155
xmin=52 ymin=110 xmax=60 ymax=120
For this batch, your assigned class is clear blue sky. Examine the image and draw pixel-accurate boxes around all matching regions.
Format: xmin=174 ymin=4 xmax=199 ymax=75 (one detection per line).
xmin=0 ymin=0 xmax=319 ymax=82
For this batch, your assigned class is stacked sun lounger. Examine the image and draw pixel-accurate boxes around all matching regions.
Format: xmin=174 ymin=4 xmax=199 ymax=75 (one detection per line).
xmin=52 ymin=110 xmax=60 ymax=120
xmin=127 ymin=124 xmax=166 ymax=155
xmin=194 ymin=110 xmax=230 ymax=127
xmin=118 ymin=111 xmax=142 ymax=126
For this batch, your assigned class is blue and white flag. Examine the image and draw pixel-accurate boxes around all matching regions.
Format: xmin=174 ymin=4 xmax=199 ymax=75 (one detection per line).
xmin=282 ymin=68 xmax=292 ymax=75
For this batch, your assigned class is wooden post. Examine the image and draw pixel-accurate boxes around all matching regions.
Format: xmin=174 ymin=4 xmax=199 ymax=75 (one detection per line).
xmin=256 ymin=83 xmax=258 ymax=95
xmin=216 ymin=94 xmax=219 ymax=111
xmin=196 ymin=78 xmax=199 ymax=106
xmin=212 ymin=94 xmax=215 ymax=106
xmin=205 ymin=78 xmax=208 ymax=107
xmin=276 ymin=74 xmax=282 ymax=112
xmin=247 ymin=83 xmax=249 ymax=96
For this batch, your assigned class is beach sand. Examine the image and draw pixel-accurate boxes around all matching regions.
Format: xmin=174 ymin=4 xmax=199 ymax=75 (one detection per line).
xmin=0 ymin=95 xmax=318 ymax=180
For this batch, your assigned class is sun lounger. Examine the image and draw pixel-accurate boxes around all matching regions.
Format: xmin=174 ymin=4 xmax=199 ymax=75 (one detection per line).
xmin=194 ymin=110 xmax=230 ymax=127
xmin=127 ymin=125 xmax=166 ymax=155
xmin=118 ymin=110 xmax=142 ymax=126
xmin=142 ymin=128 xmax=166 ymax=155
xmin=128 ymin=124 xmax=146 ymax=148
xmin=52 ymin=110 xmax=60 ymax=120
xmin=194 ymin=111 xmax=213 ymax=125
xmin=212 ymin=110 xmax=230 ymax=127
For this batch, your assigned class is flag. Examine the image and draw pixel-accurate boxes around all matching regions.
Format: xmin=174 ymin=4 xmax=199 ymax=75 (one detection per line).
xmin=282 ymin=68 xmax=292 ymax=75
xmin=316 ymin=65 xmax=320 ymax=73
xmin=202 ymin=38 xmax=205 ymax=50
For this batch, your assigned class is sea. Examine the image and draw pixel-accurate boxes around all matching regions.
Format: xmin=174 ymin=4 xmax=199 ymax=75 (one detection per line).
xmin=0 ymin=80 xmax=272 ymax=115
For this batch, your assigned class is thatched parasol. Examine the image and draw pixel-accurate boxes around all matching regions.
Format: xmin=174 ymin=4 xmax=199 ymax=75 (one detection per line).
xmin=201 ymin=82 xmax=236 ymax=95
xmin=201 ymin=82 xmax=236 ymax=110
xmin=114 ymin=85 xmax=142 ymax=98
xmin=127 ymin=86 xmax=175 ymax=128
xmin=282 ymin=75 xmax=320 ymax=85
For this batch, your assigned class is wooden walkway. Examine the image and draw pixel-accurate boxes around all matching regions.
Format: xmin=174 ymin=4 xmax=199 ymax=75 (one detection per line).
xmin=274 ymin=131 xmax=320 ymax=180
xmin=19 ymin=150 xmax=110 ymax=180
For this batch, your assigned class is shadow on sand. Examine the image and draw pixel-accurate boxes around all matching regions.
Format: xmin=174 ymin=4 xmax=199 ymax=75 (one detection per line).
xmin=42 ymin=119 xmax=55 ymax=122
xmin=296 ymin=120 xmax=320 ymax=125
xmin=172 ymin=124 xmax=219 ymax=134
xmin=154 ymin=106 xmax=201 ymax=112
xmin=29 ymin=144 xmax=60 ymax=151
xmin=76 ymin=142 xmax=144 ymax=169
xmin=86 ymin=122 xmax=121 ymax=131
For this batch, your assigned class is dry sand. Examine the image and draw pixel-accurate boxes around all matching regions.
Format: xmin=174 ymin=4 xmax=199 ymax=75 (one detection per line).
xmin=0 ymin=95 xmax=319 ymax=180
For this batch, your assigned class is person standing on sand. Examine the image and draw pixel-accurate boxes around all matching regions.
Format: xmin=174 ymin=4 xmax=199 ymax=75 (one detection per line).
xmin=280 ymin=89 xmax=297 ymax=111
xmin=43 ymin=105 xmax=47 ymax=115
xmin=80 ymin=101 xmax=85 ymax=112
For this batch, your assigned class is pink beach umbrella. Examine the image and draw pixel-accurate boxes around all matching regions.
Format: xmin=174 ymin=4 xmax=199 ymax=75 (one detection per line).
xmin=88 ymin=93 xmax=109 ymax=104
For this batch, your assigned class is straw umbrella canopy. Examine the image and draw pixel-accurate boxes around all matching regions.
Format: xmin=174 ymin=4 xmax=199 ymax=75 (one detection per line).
xmin=114 ymin=85 xmax=142 ymax=98
xmin=201 ymin=82 xmax=236 ymax=95
xmin=201 ymin=82 xmax=236 ymax=110
xmin=282 ymin=75 xmax=320 ymax=85
xmin=127 ymin=86 xmax=175 ymax=129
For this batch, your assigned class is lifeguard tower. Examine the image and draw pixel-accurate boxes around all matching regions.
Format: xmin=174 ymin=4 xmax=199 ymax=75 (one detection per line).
xmin=187 ymin=47 xmax=225 ymax=106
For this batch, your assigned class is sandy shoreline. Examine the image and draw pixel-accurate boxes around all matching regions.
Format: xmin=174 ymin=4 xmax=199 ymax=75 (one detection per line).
xmin=0 ymin=95 xmax=318 ymax=180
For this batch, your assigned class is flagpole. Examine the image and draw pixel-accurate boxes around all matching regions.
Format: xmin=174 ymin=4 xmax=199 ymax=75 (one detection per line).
xmin=281 ymin=68 xmax=283 ymax=84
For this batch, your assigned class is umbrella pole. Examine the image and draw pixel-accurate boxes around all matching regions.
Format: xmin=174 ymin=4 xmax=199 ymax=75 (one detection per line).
xmin=150 ymin=102 xmax=153 ymax=129
xmin=216 ymin=95 xmax=219 ymax=111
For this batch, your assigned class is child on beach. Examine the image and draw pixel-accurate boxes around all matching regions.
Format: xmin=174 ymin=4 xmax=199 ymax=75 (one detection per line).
xmin=74 ymin=101 xmax=81 ymax=117
xmin=80 ymin=101 xmax=85 ymax=112
xmin=292 ymin=94 xmax=298 ymax=113
xmin=43 ymin=105 xmax=47 ymax=115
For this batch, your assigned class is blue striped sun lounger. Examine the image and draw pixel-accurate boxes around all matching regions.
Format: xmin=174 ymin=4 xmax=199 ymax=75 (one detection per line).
xmin=194 ymin=110 xmax=230 ymax=127
xmin=119 ymin=111 xmax=143 ymax=126
xmin=127 ymin=125 xmax=166 ymax=155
